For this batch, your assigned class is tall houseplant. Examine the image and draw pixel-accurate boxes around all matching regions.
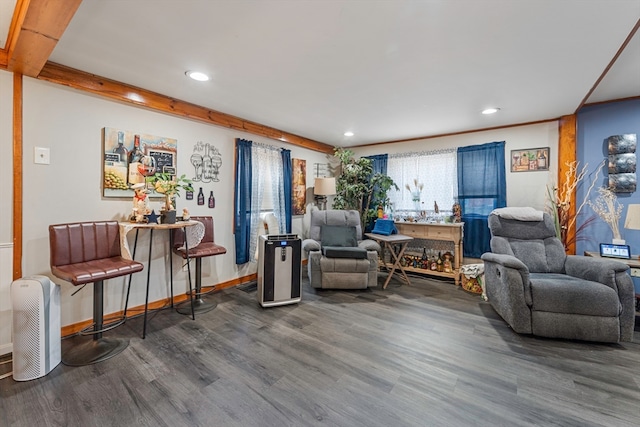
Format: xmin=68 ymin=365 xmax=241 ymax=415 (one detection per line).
xmin=332 ymin=148 xmax=398 ymax=230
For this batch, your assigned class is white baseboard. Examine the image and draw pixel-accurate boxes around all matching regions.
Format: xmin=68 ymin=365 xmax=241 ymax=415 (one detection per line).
xmin=0 ymin=342 xmax=12 ymax=356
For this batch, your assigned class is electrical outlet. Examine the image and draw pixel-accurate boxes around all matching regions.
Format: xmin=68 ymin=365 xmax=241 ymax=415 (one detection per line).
xmin=630 ymin=268 xmax=640 ymax=277
xmin=34 ymin=147 xmax=50 ymax=164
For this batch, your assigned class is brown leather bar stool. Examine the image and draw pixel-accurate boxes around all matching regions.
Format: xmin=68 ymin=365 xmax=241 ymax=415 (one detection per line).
xmin=172 ymin=216 xmax=227 ymax=314
xmin=49 ymin=221 xmax=144 ymax=366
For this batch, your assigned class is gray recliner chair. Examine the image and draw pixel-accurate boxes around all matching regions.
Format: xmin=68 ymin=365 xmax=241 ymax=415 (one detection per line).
xmin=302 ymin=209 xmax=380 ymax=289
xmin=481 ymin=209 xmax=635 ymax=343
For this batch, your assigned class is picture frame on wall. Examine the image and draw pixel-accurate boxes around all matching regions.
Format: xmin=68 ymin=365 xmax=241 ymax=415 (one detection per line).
xmin=510 ymin=147 xmax=550 ymax=172
xmin=102 ymin=127 xmax=178 ymax=198
xmin=292 ymin=158 xmax=306 ymax=215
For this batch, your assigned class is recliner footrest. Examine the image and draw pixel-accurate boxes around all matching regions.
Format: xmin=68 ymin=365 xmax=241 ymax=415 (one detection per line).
xmin=322 ymin=246 xmax=367 ymax=259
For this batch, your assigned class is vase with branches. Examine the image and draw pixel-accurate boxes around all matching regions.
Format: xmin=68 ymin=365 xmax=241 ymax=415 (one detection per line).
xmin=588 ymin=186 xmax=624 ymax=243
xmin=545 ymin=160 xmax=600 ymax=250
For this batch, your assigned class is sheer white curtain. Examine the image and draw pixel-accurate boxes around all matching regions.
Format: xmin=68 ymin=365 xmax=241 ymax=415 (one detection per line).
xmin=387 ymin=149 xmax=458 ymax=213
xmin=248 ymin=143 xmax=286 ymax=262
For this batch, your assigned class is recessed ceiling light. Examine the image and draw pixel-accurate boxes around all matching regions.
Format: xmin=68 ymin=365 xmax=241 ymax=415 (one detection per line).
xmin=185 ymin=70 xmax=209 ymax=81
xmin=344 ymin=131 xmax=354 ymax=137
xmin=482 ymin=108 xmax=500 ymax=115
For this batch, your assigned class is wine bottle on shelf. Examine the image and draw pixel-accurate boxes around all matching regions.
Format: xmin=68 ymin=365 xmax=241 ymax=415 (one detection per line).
xmin=437 ymin=252 xmax=444 ymax=272
xmin=197 ymin=187 xmax=205 ymax=205
xmin=127 ymin=134 xmax=145 ymax=184
xmin=208 ymin=191 xmax=215 ymax=208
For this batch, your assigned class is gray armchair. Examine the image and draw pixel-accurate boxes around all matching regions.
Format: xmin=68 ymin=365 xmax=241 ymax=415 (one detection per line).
xmin=481 ymin=210 xmax=635 ymax=343
xmin=302 ymin=209 xmax=380 ymax=289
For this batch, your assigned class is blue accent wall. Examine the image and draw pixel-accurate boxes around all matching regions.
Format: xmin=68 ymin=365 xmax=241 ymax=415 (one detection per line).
xmin=576 ymin=98 xmax=640 ymax=292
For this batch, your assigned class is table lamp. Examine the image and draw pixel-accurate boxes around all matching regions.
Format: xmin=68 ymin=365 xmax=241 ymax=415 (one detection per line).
xmin=623 ymin=204 xmax=640 ymax=257
xmin=314 ymin=177 xmax=336 ymax=210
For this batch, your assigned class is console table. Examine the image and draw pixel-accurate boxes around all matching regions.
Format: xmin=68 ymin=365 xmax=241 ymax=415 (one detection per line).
xmin=394 ymin=221 xmax=464 ymax=285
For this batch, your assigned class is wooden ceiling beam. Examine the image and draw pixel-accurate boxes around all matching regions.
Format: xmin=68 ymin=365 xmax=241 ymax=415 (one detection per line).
xmin=38 ymin=62 xmax=335 ymax=154
xmin=5 ymin=0 xmax=82 ymax=76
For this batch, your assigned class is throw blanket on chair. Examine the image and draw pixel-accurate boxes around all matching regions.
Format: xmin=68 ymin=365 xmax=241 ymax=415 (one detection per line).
xmin=491 ymin=207 xmax=543 ymax=221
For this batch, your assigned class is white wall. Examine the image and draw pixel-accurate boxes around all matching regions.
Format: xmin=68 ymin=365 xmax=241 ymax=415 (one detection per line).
xmin=353 ymin=121 xmax=559 ymax=210
xmin=0 ymin=76 xmax=330 ymax=339
xmin=0 ymin=71 xmax=13 ymax=355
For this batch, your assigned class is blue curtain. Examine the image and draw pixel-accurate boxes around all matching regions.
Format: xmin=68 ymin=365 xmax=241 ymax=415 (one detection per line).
xmin=281 ymin=148 xmax=292 ymax=233
xmin=234 ymin=139 xmax=253 ymax=264
xmin=457 ymin=141 xmax=506 ymax=258
xmin=365 ymin=154 xmax=388 ymax=175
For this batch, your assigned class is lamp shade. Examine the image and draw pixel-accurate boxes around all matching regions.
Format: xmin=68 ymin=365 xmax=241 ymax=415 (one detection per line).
xmin=314 ymin=177 xmax=336 ymax=196
xmin=624 ymin=204 xmax=640 ymax=230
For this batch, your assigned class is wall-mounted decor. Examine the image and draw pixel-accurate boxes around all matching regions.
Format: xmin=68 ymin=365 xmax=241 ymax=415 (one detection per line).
xmin=292 ymin=158 xmax=306 ymax=215
xmin=103 ymin=127 xmax=178 ymax=198
xmin=607 ymin=134 xmax=636 ymax=193
xmin=190 ymin=141 xmax=222 ymax=183
xmin=510 ymin=147 xmax=549 ymax=172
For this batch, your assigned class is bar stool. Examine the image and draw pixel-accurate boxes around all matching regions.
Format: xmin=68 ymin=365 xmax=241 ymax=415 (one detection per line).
xmin=49 ymin=221 xmax=144 ymax=366
xmin=172 ymin=216 xmax=227 ymax=314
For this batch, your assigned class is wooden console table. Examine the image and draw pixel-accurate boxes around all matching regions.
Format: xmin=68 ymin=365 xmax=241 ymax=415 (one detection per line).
xmin=394 ymin=221 xmax=464 ymax=285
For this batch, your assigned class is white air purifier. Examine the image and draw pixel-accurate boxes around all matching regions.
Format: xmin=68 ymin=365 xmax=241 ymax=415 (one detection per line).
xmin=11 ymin=275 xmax=61 ymax=381
xmin=258 ymin=234 xmax=302 ymax=307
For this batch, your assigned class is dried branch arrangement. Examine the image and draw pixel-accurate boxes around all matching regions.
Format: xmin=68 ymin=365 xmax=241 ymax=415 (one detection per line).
xmin=588 ymin=187 xmax=624 ymax=241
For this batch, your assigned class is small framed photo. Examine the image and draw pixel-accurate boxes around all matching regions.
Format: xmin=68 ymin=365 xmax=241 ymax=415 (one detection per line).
xmin=510 ymin=147 xmax=550 ymax=172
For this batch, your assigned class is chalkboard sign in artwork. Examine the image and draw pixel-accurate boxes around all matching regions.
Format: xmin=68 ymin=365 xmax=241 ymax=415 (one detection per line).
xmin=103 ymin=127 xmax=178 ymax=198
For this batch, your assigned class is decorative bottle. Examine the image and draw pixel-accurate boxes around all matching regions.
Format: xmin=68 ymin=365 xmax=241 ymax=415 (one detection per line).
xmin=437 ymin=252 xmax=444 ymax=272
xmin=208 ymin=191 xmax=215 ymax=208
xmin=113 ymin=131 xmax=128 ymax=164
xmin=537 ymin=150 xmax=547 ymax=169
xmin=197 ymin=187 xmax=205 ymax=205
xmin=127 ymin=135 xmax=144 ymax=184
xmin=202 ymin=143 xmax=213 ymax=182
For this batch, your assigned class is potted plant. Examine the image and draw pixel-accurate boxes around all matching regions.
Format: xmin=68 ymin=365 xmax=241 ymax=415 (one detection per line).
xmin=332 ymin=148 xmax=398 ymax=231
xmin=146 ymin=172 xmax=193 ymax=223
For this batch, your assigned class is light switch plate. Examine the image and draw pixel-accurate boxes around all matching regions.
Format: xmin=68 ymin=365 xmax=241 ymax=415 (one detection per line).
xmin=34 ymin=147 xmax=50 ymax=165
xmin=630 ymin=268 xmax=640 ymax=277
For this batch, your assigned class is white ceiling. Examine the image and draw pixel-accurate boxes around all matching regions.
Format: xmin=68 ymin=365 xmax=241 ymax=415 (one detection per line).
xmin=20 ymin=1 xmax=640 ymax=146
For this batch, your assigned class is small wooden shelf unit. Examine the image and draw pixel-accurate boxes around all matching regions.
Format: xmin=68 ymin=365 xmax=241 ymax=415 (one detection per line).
xmin=392 ymin=222 xmax=464 ymax=285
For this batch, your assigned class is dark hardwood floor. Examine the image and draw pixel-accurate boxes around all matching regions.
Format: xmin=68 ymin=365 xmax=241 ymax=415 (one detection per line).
xmin=1 ymin=273 xmax=639 ymax=427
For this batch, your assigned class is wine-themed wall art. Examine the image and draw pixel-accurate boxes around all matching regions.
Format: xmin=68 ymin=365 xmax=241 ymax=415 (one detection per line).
xmin=190 ymin=141 xmax=222 ymax=183
xmin=292 ymin=158 xmax=306 ymax=215
xmin=103 ymin=127 xmax=178 ymax=198
xmin=510 ymin=147 xmax=550 ymax=172
xmin=607 ymin=134 xmax=637 ymax=193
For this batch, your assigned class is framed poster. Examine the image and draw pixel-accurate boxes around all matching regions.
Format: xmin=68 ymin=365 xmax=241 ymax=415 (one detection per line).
xmin=292 ymin=158 xmax=306 ymax=215
xmin=510 ymin=147 xmax=550 ymax=172
xmin=102 ymin=127 xmax=178 ymax=198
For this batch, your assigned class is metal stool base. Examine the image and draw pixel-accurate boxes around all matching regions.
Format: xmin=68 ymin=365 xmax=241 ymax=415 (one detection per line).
xmin=176 ymin=298 xmax=216 ymax=315
xmin=62 ymin=337 xmax=129 ymax=366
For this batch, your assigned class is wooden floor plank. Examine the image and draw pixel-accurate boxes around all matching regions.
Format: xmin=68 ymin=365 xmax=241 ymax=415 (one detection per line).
xmin=1 ymin=272 xmax=638 ymax=427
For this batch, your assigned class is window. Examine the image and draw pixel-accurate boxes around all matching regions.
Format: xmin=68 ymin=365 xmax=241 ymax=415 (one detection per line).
xmin=234 ymin=139 xmax=291 ymax=264
xmin=386 ymin=149 xmax=458 ymax=216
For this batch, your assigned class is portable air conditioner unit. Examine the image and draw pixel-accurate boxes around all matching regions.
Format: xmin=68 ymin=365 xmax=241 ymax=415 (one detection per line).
xmin=257 ymin=234 xmax=302 ymax=307
xmin=11 ymin=275 xmax=61 ymax=381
